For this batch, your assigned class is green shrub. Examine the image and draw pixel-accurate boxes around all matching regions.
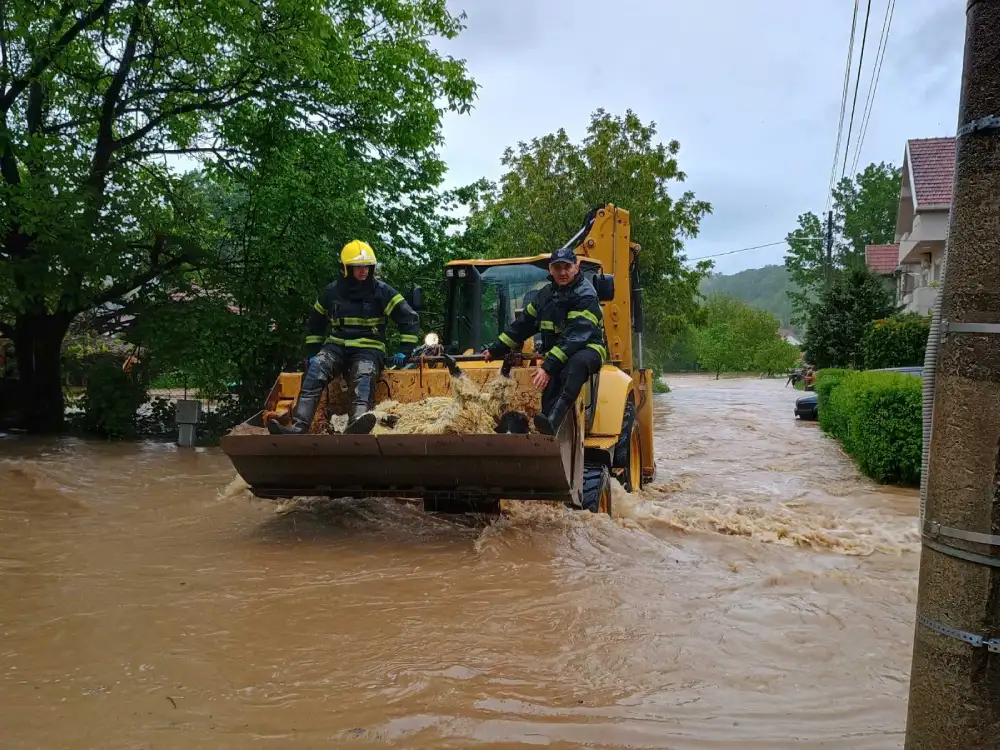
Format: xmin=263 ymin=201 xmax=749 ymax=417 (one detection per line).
xmin=816 ymin=369 xmax=922 ymax=485
xmin=863 ymin=313 xmax=930 ymax=370
xmin=848 ymin=372 xmax=922 ymax=484
xmin=79 ymin=358 xmax=150 ymax=439
xmin=814 ymin=368 xmax=852 ymax=437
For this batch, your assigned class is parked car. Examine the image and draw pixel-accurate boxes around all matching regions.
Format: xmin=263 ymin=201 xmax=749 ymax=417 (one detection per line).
xmin=794 ymin=366 xmax=923 ymax=421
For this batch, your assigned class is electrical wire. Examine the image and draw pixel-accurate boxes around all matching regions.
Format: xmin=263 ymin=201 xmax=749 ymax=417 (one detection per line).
xmin=850 ymin=0 xmax=896 ymax=175
xmin=687 ymin=237 xmax=826 ymax=262
xmin=824 ymin=0 xmax=861 ymax=215
xmin=841 ymin=0 xmax=874 ymax=180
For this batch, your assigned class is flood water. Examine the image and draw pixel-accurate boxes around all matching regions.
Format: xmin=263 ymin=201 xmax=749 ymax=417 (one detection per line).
xmin=0 ymin=375 xmax=920 ymax=749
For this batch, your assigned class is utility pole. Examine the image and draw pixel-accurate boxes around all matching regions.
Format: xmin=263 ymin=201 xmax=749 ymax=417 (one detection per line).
xmin=825 ymin=209 xmax=833 ymax=289
xmin=905 ymin=1 xmax=1000 ymax=748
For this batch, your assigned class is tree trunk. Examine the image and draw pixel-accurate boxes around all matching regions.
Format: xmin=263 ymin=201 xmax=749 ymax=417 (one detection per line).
xmin=11 ymin=311 xmax=73 ymax=433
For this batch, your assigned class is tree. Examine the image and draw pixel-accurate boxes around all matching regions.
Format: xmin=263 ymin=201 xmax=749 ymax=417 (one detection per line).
xmin=695 ymin=323 xmax=738 ymax=379
xmin=693 ymin=294 xmax=786 ymax=378
xmin=457 ymin=109 xmax=713 ymax=362
xmin=0 ymin=0 xmax=475 ymax=432
xmin=784 ymin=162 xmax=900 ymax=327
xmin=802 ymin=266 xmax=898 ymax=369
xmin=662 ymin=325 xmax=701 ymax=372
xmin=753 ymin=338 xmax=801 ymax=377
xmin=700 ymin=264 xmax=801 ymax=336
xmin=127 ymin=121 xmax=472 ymax=413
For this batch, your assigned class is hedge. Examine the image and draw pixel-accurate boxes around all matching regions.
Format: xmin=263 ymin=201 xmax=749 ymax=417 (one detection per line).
xmin=814 ymin=368 xmax=922 ymax=486
xmin=862 ymin=313 xmax=930 ymax=370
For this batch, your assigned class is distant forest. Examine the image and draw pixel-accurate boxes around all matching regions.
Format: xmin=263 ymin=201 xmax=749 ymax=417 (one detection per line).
xmin=699 ymin=265 xmax=802 ymax=336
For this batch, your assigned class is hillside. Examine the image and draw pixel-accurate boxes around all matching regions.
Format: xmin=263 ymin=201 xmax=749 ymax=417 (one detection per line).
xmin=699 ymin=264 xmax=801 ymax=335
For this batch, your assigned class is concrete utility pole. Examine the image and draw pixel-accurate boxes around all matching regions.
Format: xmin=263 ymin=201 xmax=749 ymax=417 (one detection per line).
xmin=905 ymin=1 xmax=1000 ymax=748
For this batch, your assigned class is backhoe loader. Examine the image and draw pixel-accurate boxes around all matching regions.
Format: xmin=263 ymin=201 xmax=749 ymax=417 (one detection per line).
xmin=220 ymin=204 xmax=657 ymax=515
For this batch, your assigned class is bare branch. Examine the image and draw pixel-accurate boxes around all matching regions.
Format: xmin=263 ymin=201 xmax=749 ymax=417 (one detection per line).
xmin=0 ymin=0 xmax=10 ymax=93
xmin=87 ymin=242 xmax=196 ymax=310
xmin=0 ymin=0 xmax=115 ymax=113
xmin=116 ymin=145 xmax=239 ymax=164
xmin=90 ymin=0 xmax=148 ymax=177
xmin=116 ymin=90 xmax=257 ymax=151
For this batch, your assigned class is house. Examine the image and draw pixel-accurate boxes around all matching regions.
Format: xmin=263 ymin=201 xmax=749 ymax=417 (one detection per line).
xmin=890 ymin=136 xmax=954 ymax=314
xmin=779 ymin=329 xmax=801 ymax=347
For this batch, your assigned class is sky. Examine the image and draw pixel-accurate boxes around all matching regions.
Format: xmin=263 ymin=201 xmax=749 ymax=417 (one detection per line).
xmin=433 ymin=0 xmax=966 ymax=275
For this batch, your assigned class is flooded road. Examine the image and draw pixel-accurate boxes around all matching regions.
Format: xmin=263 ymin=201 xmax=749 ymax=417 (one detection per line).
xmin=0 ymin=375 xmax=919 ymax=748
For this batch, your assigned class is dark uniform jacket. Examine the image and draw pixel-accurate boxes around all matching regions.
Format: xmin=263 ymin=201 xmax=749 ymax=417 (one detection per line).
xmin=305 ymin=276 xmax=420 ymax=358
xmin=488 ymin=272 xmax=607 ymax=374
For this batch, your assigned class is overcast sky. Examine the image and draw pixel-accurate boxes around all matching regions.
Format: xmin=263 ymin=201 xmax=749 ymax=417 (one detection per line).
xmin=434 ymin=0 xmax=966 ymax=275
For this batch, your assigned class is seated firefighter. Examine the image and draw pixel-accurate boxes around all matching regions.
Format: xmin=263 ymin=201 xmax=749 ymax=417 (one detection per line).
xmin=266 ymin=240 xmax=420 ymax=436
xmin=483 ymin=246 xmax=607 ymax=435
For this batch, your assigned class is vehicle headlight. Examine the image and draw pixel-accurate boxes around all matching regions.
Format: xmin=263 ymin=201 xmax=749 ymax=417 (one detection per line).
xmin=424 ymin=332 xmax=440 ymax=347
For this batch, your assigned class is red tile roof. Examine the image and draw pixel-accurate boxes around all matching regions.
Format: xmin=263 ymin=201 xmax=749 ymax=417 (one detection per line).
xmin=907 ymin=137 xmax=955 ymax=208
xmin=866 ymin=244 xmax=899 ymax=275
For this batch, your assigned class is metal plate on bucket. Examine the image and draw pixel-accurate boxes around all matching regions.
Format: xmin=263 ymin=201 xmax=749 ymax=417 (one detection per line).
xmin=219 ymin=432 xmax=575 ymax=502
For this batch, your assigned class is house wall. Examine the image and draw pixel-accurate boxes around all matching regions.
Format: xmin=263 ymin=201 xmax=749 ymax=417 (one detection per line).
xmin=898 ymin=210 xmax=949 ymax=265
xmin=899 ymin=245 xmax=943 ymax=315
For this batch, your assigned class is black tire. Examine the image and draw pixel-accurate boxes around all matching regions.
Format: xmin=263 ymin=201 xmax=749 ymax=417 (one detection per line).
xmin=612 ymin=399 xmax=641 ymax=492
xmin=581 ymin=462 xmax=613 ymax=515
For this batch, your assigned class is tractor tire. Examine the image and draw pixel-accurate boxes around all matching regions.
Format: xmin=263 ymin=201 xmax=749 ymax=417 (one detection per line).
xmin=581 ymin=462 xmax=613 ymax=516
xmin=612 ymin=400 xmax=642 ymax=492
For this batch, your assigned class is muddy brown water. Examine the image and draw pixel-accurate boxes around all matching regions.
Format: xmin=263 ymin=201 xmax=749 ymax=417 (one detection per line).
xmin=0 ymin=375 xmax=919 ymax=749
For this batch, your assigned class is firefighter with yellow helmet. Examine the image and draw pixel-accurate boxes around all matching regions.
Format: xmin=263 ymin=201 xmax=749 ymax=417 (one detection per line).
xmin=266 ymin=240 xmax=420 ymax=436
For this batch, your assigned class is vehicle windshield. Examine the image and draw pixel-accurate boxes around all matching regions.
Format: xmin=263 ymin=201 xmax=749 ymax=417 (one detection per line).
xmin=443 ymin=260 xmax=601 ymax=354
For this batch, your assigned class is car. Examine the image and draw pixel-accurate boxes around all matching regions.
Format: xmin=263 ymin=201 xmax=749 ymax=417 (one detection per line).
xmin=795 ymin=391 xmax=819 ymax=420
xmin=794 ymin=366 xmax=923 ymax=421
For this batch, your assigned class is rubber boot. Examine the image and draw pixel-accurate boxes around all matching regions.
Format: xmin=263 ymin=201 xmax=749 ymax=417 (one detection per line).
xmin=343 ymin=358 xmax=378 ymax=435
xmin=533 ymin=397 xmax=571 ymax=436
xmin=266 ymin=351 xmax=336 ymax=435
xmin=267 ymin=388 xmax=321 ymax=435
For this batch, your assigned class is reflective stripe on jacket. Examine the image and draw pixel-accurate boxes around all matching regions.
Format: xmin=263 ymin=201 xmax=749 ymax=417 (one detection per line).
xmin=305 ymin=277 xmax=419 ymax=357
xmin=488 ymin=273 xmax=607 ymax=374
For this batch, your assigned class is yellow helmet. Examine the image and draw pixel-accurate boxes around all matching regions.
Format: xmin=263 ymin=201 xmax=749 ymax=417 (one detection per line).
xmin=340 ymin=240 xmax=377 ymax=275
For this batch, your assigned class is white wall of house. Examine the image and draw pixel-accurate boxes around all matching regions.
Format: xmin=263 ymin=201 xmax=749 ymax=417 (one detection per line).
xmin=898 ymin=246 xmax=943 ymax=314
xmin=895 ymin=206 xmax=947 ymax=316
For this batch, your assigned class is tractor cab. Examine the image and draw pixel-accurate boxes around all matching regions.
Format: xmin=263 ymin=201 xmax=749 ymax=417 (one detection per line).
xmin=441 ymin=255 xmax=608 ymax=356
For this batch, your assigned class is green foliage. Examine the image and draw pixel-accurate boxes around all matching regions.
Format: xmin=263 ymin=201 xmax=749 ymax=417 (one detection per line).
xmin=836 ymin=163 xmax=903 ymax=258
xmin=802 ymin=266 xmax=898 ymax=369
xmin=815 ymin=368 xmax=853 ymax=438
xmin=753 ymin=338 xmax=801 ymax=376
xmin=693 ymin=294 xmax=790 ymax=377
xmin=456 ymin=109 xmax=713 ymax=362
xmin=863 ymin=313 xmax=930 ymax=370
xmin=78 ymin=359 xmax=150 ymax=440
xmin=700 ymin=265 xmax=801 ymax=335
xmin=816 ymin=369 xmax=922 ymax=485
xmin=0 ymin=0 xmax=476 ymax=432
xmin=662 ymin=325 xmax=701 ymax=372
xmin=784 ymin=162 xmax=900 ymax=326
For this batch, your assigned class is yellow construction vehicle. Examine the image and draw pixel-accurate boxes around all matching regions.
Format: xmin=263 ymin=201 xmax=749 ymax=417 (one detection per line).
xmin=221 ymin=203 xmax=657 ymax=515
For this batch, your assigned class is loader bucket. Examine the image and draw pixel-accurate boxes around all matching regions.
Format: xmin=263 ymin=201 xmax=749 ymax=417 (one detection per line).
xmin=219 ymin=363 xmax=585 ymax=513
xmin=219 ymin=426 xmax=581 ymax=511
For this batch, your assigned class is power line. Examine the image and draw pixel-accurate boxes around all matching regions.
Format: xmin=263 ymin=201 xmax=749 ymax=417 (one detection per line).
xmin=825 ymin=0 xmax=861 ymax=215
xmin=687 ymin=238 xmax=826 ymax=262
xmin=851 ymin=0 xmax=896 ymax=175
xmin=841 ymin=0 xmax=874 ymax=180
